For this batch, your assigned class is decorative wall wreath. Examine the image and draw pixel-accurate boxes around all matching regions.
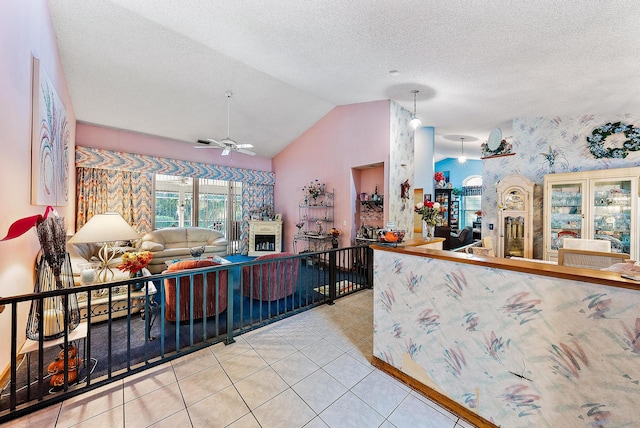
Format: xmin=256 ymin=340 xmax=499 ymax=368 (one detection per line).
xmin=587 ymin=122 xmax=640 ymax=159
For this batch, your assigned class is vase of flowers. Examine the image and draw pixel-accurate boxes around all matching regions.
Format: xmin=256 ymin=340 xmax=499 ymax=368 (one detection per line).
xmin=415 ymin=201 xmax=441 ymax=238
xmin=329 ymin=227 xmax=340 ymax=248
xmin=434 ymin=172 xmax=446 ymax=189
xmin=303 ymin=179 xmax=325 ymax=205
xmin=118 ymin=251 xmax=153 ymax=291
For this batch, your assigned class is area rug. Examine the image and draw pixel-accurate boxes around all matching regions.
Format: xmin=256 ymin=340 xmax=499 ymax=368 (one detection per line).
xmin=313 ymin=280 xmax=359 ymax=296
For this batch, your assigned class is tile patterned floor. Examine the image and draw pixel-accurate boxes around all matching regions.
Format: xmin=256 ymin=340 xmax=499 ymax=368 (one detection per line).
xmin=5 ymin=290 xmax=476 ymax=428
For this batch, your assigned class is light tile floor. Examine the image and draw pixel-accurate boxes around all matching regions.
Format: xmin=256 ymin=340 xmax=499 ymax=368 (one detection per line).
xmin=5 ymin=290 xmax=476 ymax=428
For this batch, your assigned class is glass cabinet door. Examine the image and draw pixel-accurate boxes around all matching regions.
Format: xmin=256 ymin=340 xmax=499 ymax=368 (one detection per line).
xmin=592 ymin=179 xmax=632 ymax=254
xmin=435 ymin=190 xmax=451 ymax=227
xmin=549 ymin=182 xmax=584 ymax=251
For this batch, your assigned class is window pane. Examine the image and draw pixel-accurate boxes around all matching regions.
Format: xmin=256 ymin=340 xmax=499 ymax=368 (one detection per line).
xmin=198 ymin=179 xmax=228 ymax=232
xmin=154 ymin=175 xmax=193 ymax=228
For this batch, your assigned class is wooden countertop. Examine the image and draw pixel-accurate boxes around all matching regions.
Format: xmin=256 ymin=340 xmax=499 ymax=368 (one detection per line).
xmin=371 ymin=243 xmax=640 ymax=292
xmin=395 ymin=237 xmax=446 ymax=247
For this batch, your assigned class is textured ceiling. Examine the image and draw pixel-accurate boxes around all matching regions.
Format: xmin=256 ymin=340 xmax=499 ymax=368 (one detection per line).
xmin=48 ymin=0 xmax=640 ymax=161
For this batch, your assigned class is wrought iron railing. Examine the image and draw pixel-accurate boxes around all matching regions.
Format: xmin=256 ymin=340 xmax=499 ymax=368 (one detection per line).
xmin=0 ymin=245 xmax=372 ymax=423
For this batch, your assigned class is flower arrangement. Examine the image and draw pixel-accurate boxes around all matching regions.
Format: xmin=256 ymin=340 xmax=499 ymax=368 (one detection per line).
xmin=329 ymin=227 xmax=340 ymax=238
xmin=118 ymin=251 xmax=153 ymax=275
xmin=434 ymin=172 xmax=445 ymax=182
xmin=303 ymin=179 xmax=325 ymax=201
xmin=475 ymin=210 xmax=482 ymax=217
xmin=415 ymin=201 xmax=442 ymax=226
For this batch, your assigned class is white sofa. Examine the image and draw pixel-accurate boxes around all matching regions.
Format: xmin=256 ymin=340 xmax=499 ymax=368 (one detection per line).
xmin=138 ymin=227 xmax=228 ymax=273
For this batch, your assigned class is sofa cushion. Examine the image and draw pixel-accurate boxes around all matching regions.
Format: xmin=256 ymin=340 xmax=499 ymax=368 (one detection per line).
xmin=140 ymin=241 xmax=164 ymax=252
xmin=165 ymin=259 xmax=218 ymax=273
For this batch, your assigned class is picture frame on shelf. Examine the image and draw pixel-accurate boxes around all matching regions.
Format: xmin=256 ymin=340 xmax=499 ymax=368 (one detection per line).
xmin=274 ymin=213 xmax=282 ymax=221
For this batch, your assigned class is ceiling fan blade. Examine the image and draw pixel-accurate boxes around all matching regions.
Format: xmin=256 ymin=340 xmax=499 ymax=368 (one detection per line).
xmin=235 ymin=143 xmax=254 ymax=149
xmin=237 ymin=148 xmax=256 ymax=156
xmin=195 ymin=138 xmax=225 ymax=149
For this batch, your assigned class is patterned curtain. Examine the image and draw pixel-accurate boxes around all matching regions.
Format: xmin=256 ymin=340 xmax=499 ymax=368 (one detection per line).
xmin=76 ymin=167 xmax=152 ymax=234
xmin=240 ymin=184 xmax=275 ymax=255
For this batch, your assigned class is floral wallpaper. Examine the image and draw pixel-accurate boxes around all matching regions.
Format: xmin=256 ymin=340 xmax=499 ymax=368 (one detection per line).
xmin=373 ymin=249 xmax=640 ymax=427
xmin=481 ymin=114 xmax=640 ymax=258
xmin=388 ymin=100 xmax=415 ymax=235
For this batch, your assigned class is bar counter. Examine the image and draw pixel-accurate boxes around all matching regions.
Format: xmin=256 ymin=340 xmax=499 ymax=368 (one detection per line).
xmin=370 ymin=244 xmax=640 ymax=427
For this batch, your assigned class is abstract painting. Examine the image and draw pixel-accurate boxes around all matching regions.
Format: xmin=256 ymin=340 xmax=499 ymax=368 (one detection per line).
xmin=31 ymin=55 xmax=69 ymax=206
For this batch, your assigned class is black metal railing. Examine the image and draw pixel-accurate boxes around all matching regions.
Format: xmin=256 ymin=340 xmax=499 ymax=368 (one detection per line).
xmin=0 ymin=245 xmax=373 ymax=423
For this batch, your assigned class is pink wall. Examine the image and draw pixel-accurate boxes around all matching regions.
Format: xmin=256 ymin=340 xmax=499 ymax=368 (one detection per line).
xmin=359 ymin=167 xmax=385 ymax=197
xmin=272 ymin=100 xmax=390 ymax=250
xmin=76 ymin=123 xmax=273 ymax=172
xmin=0 ymin=0 xmax=76 ymax=371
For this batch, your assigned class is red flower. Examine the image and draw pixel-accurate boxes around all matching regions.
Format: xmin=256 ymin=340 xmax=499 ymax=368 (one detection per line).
xmin=434 ymin=172 xmax=445 ymax=182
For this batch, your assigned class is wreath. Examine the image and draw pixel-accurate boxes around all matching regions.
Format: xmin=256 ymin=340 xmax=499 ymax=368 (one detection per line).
xmin=587 ymin=122 xmax=640 ymax=159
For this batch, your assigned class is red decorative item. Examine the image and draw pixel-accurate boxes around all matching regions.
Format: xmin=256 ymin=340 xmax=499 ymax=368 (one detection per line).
xmin=1 ymin=206 xmax=56 ymax=241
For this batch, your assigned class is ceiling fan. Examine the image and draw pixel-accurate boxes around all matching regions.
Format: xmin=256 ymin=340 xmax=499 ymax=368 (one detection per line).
xmin=196 ymin=91 xmax=256 ymax=156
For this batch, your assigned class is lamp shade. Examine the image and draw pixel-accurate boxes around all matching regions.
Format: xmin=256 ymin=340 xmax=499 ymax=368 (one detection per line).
xmin=67 ymin=212 xmax=139 ymax=244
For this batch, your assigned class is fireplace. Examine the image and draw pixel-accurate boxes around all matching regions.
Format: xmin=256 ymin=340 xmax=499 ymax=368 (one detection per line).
xmin=248 ymin=221 xmax=282 ymax=257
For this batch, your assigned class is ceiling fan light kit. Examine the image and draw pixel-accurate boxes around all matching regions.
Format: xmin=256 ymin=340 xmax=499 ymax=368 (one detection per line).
xmin=195 ymin=91 xmax=256 ymax=156
xmin=409 ymin=90 xmax=422 ymax=130
xmin=458 ymin=137 xmax=467 ymax=163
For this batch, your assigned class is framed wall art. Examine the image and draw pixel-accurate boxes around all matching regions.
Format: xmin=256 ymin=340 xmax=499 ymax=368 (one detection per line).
xmin=31 ymin=55 xmax=70 ymax=206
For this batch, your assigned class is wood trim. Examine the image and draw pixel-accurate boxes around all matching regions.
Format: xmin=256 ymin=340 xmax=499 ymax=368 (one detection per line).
xmin=371 ymin=356 xmax=498 ymax=428
xmin=480 ymin=152 xmax=516 ymax=160
xmin=371 ymin=244 xmax=640 ymax=291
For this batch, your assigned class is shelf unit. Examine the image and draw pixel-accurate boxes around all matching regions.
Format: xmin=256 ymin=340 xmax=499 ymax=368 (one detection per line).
xmin=434 ymin=189 xmax=458 ymax=230
xmin=295 ymin=189 xmax=334 ymax=253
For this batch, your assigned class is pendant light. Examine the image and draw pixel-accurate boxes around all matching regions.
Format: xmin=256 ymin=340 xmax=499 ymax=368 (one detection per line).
xmin=458 ymin=137 xmax=467 ymax=163
xmin=409 ymin=90 xmax=422 ymax=130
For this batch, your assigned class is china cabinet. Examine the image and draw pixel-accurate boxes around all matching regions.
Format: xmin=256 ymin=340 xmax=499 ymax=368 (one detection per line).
xmin=496 ymin=174 xmax=534 ymax=258
xmin=543 ymin=167 xmax=640 ymax=261
xmin=434 ymin=189 xmax=458 ymax=229
xmin=295 ymin=189 xmax=334 ymax=253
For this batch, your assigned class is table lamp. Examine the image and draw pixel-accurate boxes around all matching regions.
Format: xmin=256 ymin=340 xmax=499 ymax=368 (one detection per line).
xmin=67 ymin=212 xmax=140 ymax=282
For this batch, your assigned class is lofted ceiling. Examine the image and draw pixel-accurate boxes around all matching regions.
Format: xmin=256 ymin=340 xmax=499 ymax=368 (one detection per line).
xmin=48 ymin=0 xmax=640 ymax=162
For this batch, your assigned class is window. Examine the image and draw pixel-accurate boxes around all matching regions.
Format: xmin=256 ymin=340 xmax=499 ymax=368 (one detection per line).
xmin=461 ymin=175 xmax=482 ymax=229
xmin=153 ymin=175 xmax=242 ymax=252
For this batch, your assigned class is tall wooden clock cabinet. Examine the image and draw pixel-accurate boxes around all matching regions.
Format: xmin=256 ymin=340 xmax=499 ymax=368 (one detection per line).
xmin=496 ymin=174 xmax=535 ymax=258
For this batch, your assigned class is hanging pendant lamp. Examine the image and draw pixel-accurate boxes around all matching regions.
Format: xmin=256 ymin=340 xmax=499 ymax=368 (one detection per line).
xmin=409 ymin=90 xmax=422 ymax=130
xmin=458 ymin=137 xmax=467 ymax=163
